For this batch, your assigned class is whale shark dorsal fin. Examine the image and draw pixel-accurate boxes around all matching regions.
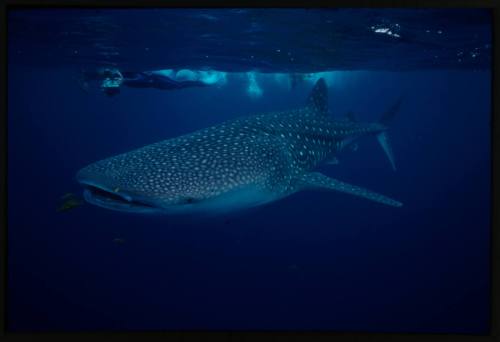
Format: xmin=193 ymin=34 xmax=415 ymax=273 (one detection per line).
xmin=296 ymin=172 xmax=403 ymax=207
xmin=306 ymin=78 xmax=328 ymax=116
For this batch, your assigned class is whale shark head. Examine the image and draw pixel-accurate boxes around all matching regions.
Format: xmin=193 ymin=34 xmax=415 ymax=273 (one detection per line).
xmin=76 ymin=131 xmax=289 ymax=215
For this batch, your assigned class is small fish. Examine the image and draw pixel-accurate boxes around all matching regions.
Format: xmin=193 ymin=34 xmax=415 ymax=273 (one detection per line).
xmin=73 ymin=76 xmax=89 ymax=93
xmin=60 ymin=192 xmax=76 ymax=200
xmin=56 ymin=197 xmax=83 ymax=212
xmin=57 ymin=192 xmax=84 ymax=212
xmin=113 ymin=237 xmax=125 ymax=244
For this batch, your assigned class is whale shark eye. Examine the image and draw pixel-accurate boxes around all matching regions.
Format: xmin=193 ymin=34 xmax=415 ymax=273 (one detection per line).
xmin=184 ymin=197 xmax=196 ymax=204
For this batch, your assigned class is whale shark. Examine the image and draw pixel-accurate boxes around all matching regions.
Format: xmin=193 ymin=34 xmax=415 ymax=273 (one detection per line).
xmin=76 ymin=78 xmax=403 ymax=214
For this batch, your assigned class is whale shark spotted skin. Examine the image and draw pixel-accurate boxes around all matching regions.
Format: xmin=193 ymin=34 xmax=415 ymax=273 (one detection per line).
xmin=76 ymin=78 xmax=403 ymax=214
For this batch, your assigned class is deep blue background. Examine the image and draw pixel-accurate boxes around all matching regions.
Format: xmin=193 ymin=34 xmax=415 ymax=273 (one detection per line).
xmin=7 ymin=67 xmax=491 ymax=333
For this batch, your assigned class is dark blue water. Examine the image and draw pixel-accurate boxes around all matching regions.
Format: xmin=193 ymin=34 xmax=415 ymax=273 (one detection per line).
xmin=8 ymin=8 xmax=491 ymax=71
xmin=7 ymin=9 xmax=491 ymax=333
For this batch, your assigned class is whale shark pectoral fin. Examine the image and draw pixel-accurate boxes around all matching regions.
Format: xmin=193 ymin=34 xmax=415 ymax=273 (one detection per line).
xmin=296 ymin=172 xmax=403 ymax=207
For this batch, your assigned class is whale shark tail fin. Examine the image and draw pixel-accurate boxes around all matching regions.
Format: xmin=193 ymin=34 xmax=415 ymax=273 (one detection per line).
xmin=376 ymin=96 xmax=403 ymax=171
xmin=306 ymin=78 xmax=328 ymax=117
xmin=376 ymin=131 xmax=396 ymax=171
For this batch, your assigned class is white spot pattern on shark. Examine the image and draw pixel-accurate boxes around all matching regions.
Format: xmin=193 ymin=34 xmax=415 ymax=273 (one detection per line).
xmin=76 ymin=78 xmax=402 ymax=214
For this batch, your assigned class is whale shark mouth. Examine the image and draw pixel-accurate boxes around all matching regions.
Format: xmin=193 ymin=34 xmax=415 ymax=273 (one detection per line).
xmin=80 ymin=182 xmax=158 ymax=213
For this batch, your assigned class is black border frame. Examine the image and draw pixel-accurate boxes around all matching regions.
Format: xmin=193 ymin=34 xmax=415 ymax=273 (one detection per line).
xmin=0 ymin=1 xmax=498 ymax=341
